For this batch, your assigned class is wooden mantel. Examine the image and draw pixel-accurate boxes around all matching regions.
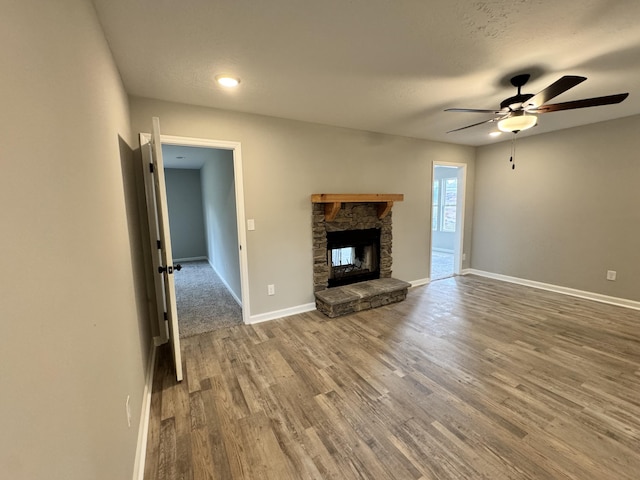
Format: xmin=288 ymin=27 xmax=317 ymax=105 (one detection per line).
xmin=311 ymin=193 xmax=404 ymax=221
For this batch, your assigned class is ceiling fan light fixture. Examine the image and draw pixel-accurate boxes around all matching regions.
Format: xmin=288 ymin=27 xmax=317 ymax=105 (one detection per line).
xmin=497 ymin=112 xmax=537 ymax=133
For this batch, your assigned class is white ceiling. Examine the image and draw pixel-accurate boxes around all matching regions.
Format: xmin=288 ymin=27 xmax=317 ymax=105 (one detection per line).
xmin=162 ymin=144 xmax=216 ymax=169
xmin=93 ymin=0 xmax=640 ymax=146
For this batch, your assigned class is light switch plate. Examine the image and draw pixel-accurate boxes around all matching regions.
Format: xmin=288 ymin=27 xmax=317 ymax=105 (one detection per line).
xmin=247 ymin=219 xmax=255 ymax=231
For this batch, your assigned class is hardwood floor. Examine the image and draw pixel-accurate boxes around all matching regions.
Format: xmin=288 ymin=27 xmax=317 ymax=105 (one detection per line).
xmin=144 ymin=275 xmax=640 ymax=480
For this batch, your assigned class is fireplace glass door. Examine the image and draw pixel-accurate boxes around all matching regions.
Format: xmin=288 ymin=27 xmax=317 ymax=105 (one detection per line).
xmin=327 ymin=228 xmax=380 ymax=287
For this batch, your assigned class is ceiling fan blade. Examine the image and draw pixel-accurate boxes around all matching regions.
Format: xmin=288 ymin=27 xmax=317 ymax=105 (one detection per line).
xmin=447 ymin=118 xmax=496 ymax=133
xmin=530 ymin=93 xmax=629 ymax=113
xmin=523 ymin=75 xmax=587 ymax=108
xmin=445 ymin=108 xmax=503 ymax=114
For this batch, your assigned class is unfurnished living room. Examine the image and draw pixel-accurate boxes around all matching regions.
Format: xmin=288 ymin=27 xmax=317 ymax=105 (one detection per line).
xmin=2 ymin=1 xmax=640 ymax=479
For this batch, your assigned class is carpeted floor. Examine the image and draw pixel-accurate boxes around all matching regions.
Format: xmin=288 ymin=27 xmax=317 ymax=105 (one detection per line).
xmin=174 ymin=260 xmax=243 ymax=338
xmin=431 ymin=250 xmax=454 ymax=280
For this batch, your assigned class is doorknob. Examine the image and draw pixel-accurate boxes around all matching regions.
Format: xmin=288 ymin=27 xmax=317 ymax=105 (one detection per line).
xmin=158 ymin=264 xmax=182 ymax=274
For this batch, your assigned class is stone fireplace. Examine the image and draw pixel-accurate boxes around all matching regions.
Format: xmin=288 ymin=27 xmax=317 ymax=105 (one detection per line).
xmin=311 ymin=194 xmax=410 ymax=318
xmin=312 ymin=201 xmax=393 ymax=292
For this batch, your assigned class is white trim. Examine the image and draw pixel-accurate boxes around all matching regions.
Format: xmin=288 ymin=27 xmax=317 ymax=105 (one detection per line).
xmin=141 ymin=132 xmax=251 ymax=324
xmin=132 ymin=344 xmax=156 ymax=480
xmin=157 ymin=134 xmax=240 ymax=151
xmin=208 ymin=259 xmax=243 ymax=307
xmin=231 ymin=142 xmax=250 ymax=323
xmin=410 ymin=278 xmax=430 ymax=288
xmin=247 ymin=303 xmax=317 ymax=324
xmin=173 ymin=256 xmax=208 ymax=262
xmin=466 ymin=269 xmax=640 ymax=311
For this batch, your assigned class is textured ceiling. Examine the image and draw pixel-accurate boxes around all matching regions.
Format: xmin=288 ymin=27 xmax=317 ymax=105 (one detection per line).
xmin=162 ymin=145 xmax=214 ymax=169
xmin=93 ymin=0 xmax=640 ymax=146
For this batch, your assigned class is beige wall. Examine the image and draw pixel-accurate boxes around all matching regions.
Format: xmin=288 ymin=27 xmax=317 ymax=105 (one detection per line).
xmin=165 ymin=168 xmax=208 ymax=259
xmin=201 ymin=150 xmax=242 ymax=300
xmin=129 ymin=97 xmax=476 ymax=316
xmin=473 ymin=115 xmax=640 ymax=301
xmin=0 ymin=1 xmax=151 ymax=478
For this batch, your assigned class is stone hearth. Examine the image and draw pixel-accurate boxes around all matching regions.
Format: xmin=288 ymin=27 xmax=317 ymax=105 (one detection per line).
xmin=315 ymin=278 xmax=410 ymax=318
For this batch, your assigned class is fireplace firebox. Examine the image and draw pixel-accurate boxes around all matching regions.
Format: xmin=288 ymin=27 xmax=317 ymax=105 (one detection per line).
xmin=327 ymin=228 xmax=380 ymax=287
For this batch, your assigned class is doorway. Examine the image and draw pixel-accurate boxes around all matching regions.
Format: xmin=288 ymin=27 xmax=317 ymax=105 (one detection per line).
xmin=163 ymin=145 xmax=244 ymax=336
xmin=430 ymin=163 xmax=466 ymax=281
xmin=152 ymin=134 xmax=250 ymax=331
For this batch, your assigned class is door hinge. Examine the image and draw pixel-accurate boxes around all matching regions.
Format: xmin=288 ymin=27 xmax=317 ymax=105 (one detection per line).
xmin=157 ymin=240 xmax=162 ymax=249
xmin=163 ymin=312 xmax=168 ymax=321
xmin=149 ymin=163 xmax=154 ymax=173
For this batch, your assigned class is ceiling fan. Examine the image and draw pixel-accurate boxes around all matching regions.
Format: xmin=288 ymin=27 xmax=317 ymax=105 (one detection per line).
xmin=446 ymin=74 xmax=629 ymax=134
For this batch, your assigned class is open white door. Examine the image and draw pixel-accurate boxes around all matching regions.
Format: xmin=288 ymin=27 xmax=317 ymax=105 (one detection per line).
xmin=140 ymin=117 xmax=183 ymax=382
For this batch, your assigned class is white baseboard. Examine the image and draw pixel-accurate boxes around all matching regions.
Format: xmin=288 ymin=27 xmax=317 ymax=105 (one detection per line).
xmin=208 ymin=260 xmax=243 ymax=307
xmin=248 ymin=302 xmax=317 ymax=324
xmin=247 ymin=278 xmax=432 ymax=324
xmin=132 ymin=343 xmax=156 ymax=480
xmin=173 ymin=256 xmax=208 ymax=262
xmin=466 ymin=269 xmax=640 ymax=311
xmin=410 ymin=278 xmax=430 ymax=288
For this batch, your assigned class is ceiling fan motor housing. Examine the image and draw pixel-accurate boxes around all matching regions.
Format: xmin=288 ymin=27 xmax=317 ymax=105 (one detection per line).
xmin=500 ymin=73 xmax=533 ymax=110
xmin=500 ymin=93 xmax=533 ymax=110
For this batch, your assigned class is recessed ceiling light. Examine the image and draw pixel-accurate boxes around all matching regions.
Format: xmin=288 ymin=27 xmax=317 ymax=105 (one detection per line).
xmin=489 ymin=131 xmax=502 ymax=137
xmin=215 ymin=75 xmax=240 ymax=87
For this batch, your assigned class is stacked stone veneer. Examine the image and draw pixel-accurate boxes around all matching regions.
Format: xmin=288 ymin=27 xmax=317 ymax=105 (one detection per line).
xmin=315 ymin=278 xmax=410 ymax=318
xmin=313 ymin=202 xmax=393 ymax=292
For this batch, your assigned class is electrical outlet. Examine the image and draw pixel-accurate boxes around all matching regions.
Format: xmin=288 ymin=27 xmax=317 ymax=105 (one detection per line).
xmin=267 ymin=284 xmax=275 ymax=296
xmin=462 ymin=253 xmax=467 ymax=261
xmin=606 ymin=270 xmax=617 ymax=281
xmin=247 ymin=219 xmax=255 ymax=231
xmin=126 ymin=395 xmax=132 ymax=427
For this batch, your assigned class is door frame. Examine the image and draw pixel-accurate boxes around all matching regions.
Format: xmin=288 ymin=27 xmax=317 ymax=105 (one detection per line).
xmin=140 ymin=133 xmax=251 ymax=324
xmin=430 ymin=161 xmax=467 ymax=278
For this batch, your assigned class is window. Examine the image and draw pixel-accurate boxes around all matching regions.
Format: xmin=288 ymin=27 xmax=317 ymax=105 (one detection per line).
xmin=432 ymin=177 xmax=457 ymax=232
xmin=331 ymin=247 xmax=354 ymax=266
xmin=432 ymin=180 xmax=439 ymax=231
xmin=442 ymin=178 xmax=457 ymax=232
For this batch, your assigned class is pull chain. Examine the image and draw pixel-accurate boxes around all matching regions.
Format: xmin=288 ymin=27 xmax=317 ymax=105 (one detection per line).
xmin=509 ymin=135 xmax=517 ymax=170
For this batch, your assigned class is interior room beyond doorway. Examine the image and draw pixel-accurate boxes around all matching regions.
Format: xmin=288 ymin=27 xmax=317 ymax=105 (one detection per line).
xmin=163 ymin=145 xmax=243 ymax=335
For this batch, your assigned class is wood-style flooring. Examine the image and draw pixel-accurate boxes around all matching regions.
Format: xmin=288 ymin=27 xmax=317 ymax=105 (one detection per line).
xmin=144 ymin=275 xmax=640 ymax=480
